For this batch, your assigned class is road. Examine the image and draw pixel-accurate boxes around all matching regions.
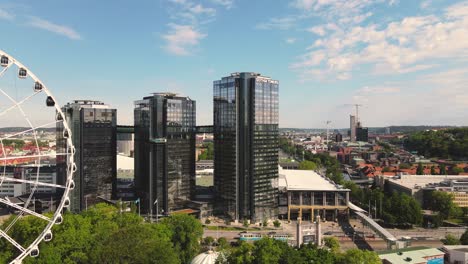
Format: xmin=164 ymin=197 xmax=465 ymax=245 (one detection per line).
xmin=204 ymin=218 xmax=461 ymax=251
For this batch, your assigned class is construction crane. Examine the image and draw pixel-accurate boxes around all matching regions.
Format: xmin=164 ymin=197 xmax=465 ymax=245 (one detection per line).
xmin=344 ymin=104 xmax=363 ymax=122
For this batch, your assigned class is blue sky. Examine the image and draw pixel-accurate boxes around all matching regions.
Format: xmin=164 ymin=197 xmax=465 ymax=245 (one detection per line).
xmin=0 ymin=0 xmax=467 ymax=128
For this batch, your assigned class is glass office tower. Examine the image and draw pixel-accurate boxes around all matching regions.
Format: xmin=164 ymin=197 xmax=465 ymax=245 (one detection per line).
xmin=57 ymin=100 xmax=117 ymax=212
xmin=214 ymin=72 xmax=279 ymax=222
xmin=134 ymin=93 xmax=196 ymax=216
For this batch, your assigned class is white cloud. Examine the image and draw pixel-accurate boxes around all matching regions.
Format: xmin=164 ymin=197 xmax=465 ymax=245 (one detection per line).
xmin=163 ymin=0 xmax=226 ymax=56
xmin=344 ymin=68 xmax=468 ymax=126
xmin=286 ymin=38 xmax=297 ymax=44
xmin=0 ymin=8 xmax=14 ymax=20
xmin=420 ymin=0 xmax=431 ymax=9
xmin=307 ymin=25 xmax=326 ymax=36
xmin=162 ymin=24 xmax=206 ymax=56
xmin=209 ymin=0 xmax=234 ymax=9
xmin=189 ymin=4 xmax=216 ymax=16
xmin=256 ymin=17 xmax=297 ymax=30
xmin=28 ymin=17 xmax=81 ymax=40
xmin=292 ymin=1 xmax=468 ymax=81
xmin=357 ymin=86 xmax=400 ymax=94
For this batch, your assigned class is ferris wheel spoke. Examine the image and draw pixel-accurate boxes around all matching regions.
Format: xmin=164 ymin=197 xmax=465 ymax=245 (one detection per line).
xmin=0 ymin=198 xmax=51 ymax=222
xmin=0 ymin=62 xmax=13 ymax=78
xmin=1 ymin=120 xmax=61 ymax=140
xmin=0 ymin=176 xmax=66 ymax=189
xmin=0 ymin=153 xmax=68 ymax=161
xmin=0 ymin=90 xmax=40 ymax=118
xmin=0 ymin=230 xmax=25 ymax=253
xmin=0 ymin=49 xmax=74 ymax=263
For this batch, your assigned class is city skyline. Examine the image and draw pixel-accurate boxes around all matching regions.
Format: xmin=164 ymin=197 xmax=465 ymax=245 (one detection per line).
xmin=0 ymin=0 xmax=467 ymax=128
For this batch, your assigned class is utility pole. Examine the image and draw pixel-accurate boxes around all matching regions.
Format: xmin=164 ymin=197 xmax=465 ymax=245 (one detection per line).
xmin=326 ymin=121 xmax=331 ymax=150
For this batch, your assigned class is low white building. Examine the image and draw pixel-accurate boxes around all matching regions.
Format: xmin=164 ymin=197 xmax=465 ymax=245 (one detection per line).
xmin=0 ymin=165 xmax=57 ymax=197
xmin=443 ymin=245 xmax=468 ymax=264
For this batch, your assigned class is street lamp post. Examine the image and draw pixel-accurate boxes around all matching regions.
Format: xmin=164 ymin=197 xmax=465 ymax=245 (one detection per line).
xmin=154 ymin=198 xmax=159 ymax=223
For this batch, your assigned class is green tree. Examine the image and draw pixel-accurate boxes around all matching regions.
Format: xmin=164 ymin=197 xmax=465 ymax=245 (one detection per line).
xmin=243 ymin=219 xmax=250 ymax=228
xmin=298 ymin=244 xmax=336 ymax=264
xmin=217 ymin=237 xmax=230 ymax=251
xmin=399 ymin=163 xmax=412 ymax=169
xmin=382 ymin=192 xmax=422 ymax=225
xmin=198 ymin=142 xmax=214 ymax=160
xmin=342 ymin=181 xmax=364 ymax=205
xmin=443 ymin=234 xmax=460 ymax=245
xmin=452 ymin=167 xmax=464 ymax=175
xmin=252 ymin=238 xmax=282 ymax=264
xmin=298 ymin=160 xmax=317 ymax=170
xmin=416 ymin=163 xmax=424 ymax=175
xmin=404 ymin=128 xmax=468 ymax=160
xmin=382 ymin=167 xmax=392 ymax=172
xmin=460 ymin=230 xmax=468 ymax=245
xmin=97 ymin=225 xmax=179 ymax=264
xmin=161 ymin=214 xmax=203 ymax=264
xmin=323 ymin=237 xmax=340 ymax=253
xmin=440 ymin=164 xmax=447 ymax=175
xmin=429 ymin=191 xmax=455 ymax=220
xmin=202 ymin=236 xmax=215 ymax=246
xmin=273 ymin=220 xmax=281 ymax=228
xmin=225 ymin=241 xmax=254 ymax=264
xmin=337 ymin=249 xmax=380 ymax=264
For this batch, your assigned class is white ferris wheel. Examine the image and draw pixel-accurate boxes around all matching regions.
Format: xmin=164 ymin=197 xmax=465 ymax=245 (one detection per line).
xmin=0 ymin=50 xmax=75 ymax=263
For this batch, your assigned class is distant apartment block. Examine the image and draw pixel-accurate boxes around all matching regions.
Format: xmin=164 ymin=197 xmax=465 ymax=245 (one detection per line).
xmin=0 ymin=165 xmax=57 ymax=197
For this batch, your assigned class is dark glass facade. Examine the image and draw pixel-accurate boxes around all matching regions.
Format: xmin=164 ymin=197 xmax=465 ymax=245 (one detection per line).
xmin=134 ymin=93 xmax=196 ymax=216
xmin=214 ymin=72 xmax=279 ymax=221
xmin=356 ymin=126 xmax=369 ymax=142
xmin=57 ymin=100 xmax=117 ymax=212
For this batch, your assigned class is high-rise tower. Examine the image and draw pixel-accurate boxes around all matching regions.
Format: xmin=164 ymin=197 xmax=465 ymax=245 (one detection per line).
xmin=350 ymin=115 xmax=356 ymax=142
xmin=134 ymin=93 xmax=196 ymax=216
xmin=57 ymin=100 xmax=117 ymax=212
xmin=213 ymin=72 xmax=279 ymax=222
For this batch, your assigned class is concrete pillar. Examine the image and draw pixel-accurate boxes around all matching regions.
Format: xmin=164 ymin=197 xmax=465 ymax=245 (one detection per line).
xmin=299 ymin=192 xmax=303 ymax=206
xmin=335 ymin=192 xmax=338 ymax=206
xmin=323 ymin=192 xmax=326 ymax=206
xmin=297 ymin=217 xmax=303 ymax=246
xmin=311 ymin=191 xmax=315 ymax=205
xmin=311 ymin=209 xmax=314 ymax=223
xmin=316 ymin=215 xmax=322 ymax=246
xmin=299 ymin=208 xmax=303 ymax=220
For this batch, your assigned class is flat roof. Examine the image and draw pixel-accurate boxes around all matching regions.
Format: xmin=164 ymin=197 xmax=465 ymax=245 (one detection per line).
xmin=278 ymin=167 xmax=349 ymax=191
xmin=117 ymin=155 xmax=134 ymax=171
xmin=379 ymin=247 xmax=444 ymax=264
xmin=388 ymin=175 xmax=468 ymax=190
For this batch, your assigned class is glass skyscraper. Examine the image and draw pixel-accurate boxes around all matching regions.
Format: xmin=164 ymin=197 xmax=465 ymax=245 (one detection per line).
xmin=57 ymin=100 xmax=117 ymax=212
xmin=214 ymin=72 xmax=279 ymax=222
xmin=134 ymin=93 xmax=196 ymax=216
